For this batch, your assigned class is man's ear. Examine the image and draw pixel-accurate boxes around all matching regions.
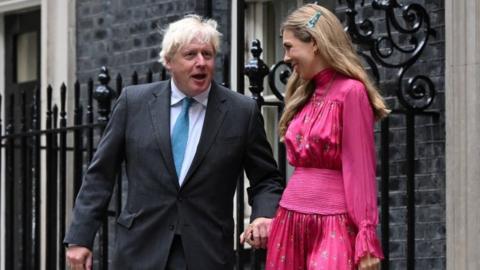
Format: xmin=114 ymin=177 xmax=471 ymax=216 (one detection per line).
xmin=164 ymin=58 xmax=171 ymax=70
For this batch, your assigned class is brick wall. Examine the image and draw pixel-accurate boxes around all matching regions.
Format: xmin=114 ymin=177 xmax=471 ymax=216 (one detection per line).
xmin=76 ymin=0 xmax=231 ymax=87
xmin=336 ymin=0 xmax=446 ymax=269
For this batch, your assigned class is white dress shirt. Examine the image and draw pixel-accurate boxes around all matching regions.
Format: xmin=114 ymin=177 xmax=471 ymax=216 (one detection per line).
xmin=170 ymin=80 xmax=210 ymax=186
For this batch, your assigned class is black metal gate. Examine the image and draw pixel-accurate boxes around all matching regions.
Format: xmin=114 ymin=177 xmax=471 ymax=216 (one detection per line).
xmin=1 ymin=67 xmax=174 ymax=270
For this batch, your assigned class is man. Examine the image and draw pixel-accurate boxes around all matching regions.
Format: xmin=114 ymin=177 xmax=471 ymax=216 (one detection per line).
xmin=64 ymin=15 xmax=284 ymax=270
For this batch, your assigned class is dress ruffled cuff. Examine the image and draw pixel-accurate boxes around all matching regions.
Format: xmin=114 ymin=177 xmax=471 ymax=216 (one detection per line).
xmin=354 ymin=221 xmax=384 ymax=265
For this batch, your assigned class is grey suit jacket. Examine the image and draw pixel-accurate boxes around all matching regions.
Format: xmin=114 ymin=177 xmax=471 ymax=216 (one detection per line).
xmin=64 ymin=81 xmax=284 ymax=270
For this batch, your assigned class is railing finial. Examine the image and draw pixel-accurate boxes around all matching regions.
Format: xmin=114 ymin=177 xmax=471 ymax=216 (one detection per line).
xmin=94 ymin=66 xmax=117 ymax=122
xmin=244 ymin=39 xmax=269 ymax=106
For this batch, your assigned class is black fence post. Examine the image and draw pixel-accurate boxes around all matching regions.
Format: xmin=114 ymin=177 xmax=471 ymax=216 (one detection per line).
xmin=73 ymin=81 xmax=83 ymax=199
xmin=132 ymin=71 xmax=138 ymax=85
xmin=45 ymin=85 xmax=57 ymax=270
xmin=147 ymin=69 xmax=153 ymax=83
xmin=31 ymin=85 xmax=41 ymax=270
xmin=222 ymin=55 xmax=230 ymax=88
xmin=20 ymin=90 xmax=31 ymax=270
xmin=5 ymin=94 xmax=15 ymax=270
xmin=59 ymin=83 xmax=67 ymax=270
xmin=244 ymin=39 xmax=269 ymax=108
xmin=87 ymin=79 xmax=94 ymax=161
xmin=244 ymin=39 xmax=271 ymax=270
xmin=161 ymin=67 xmax=167 ymax=81
xmin=52 ymin=105 xmax=59 ymax=269
xmin=93 ymin=66 xmax=116 ymax=270
xmin=116 ymin=74 xmax=123 ymax=94
xmin=94 ymin=66 xmax=116 ymax=123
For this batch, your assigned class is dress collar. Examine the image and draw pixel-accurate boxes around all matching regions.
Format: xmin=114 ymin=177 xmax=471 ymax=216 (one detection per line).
xmin=313 ymin=68 xmax=336 ymax=91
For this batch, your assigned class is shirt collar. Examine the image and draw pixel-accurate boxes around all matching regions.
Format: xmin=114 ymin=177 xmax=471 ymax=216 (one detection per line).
xmin=170 ymin=80 xmax=210 ymax=107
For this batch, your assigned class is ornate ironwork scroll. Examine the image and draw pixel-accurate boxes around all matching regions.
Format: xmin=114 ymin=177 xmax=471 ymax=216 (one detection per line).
xmin=268 ymin=61 xmax=291 ymax=102
xmin=269 ymin=0 xmax=437 ymax=112
xmin=341 ymin=0 xmax=436 ymax=111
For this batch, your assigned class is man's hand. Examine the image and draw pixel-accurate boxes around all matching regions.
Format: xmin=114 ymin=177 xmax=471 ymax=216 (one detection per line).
xmin=66 ymin=246 xmax=93 ymax=270
xmin=358 ymin=253 xmax=380 ymax=270
xmin=239 ymin=217 xmax=272 ymax=249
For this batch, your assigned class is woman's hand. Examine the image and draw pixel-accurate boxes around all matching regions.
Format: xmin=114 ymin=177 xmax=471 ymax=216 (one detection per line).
xmin=358 ymin=253 xmax=380 ymax=270
xmin=239 ymin=217 xmax=272 ymax=249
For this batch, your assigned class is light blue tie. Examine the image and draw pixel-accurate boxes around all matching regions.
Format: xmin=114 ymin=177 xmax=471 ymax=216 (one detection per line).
xmin=172 ymin=97 xmax=193 ymax=177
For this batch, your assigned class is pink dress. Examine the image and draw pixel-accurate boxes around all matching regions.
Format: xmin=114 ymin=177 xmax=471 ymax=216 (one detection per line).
xmin=266 ymin=68 xmax=384 ymax=270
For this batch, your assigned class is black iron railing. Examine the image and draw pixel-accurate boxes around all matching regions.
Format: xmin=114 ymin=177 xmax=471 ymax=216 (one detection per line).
xmin=0 ymin=53 xmax=238 ymax=269
xmin=1 ymin=67 xmax=169 ymax=270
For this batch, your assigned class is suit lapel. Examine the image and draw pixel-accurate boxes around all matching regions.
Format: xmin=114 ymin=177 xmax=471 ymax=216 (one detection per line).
xmin=148 ymin=81 xmax=179 ymax=189
xmin=182 ymin=83 xmax=228 ymax=187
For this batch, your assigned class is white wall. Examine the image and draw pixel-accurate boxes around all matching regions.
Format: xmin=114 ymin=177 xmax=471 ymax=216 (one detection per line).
xmin=41 ymin=0 xmax=76 ymax=119
xmin=0 ymin=0 xmax=75 ymax=269
xmin=40 ymin=1 xmax=76 ymax=269
xmin=446 ymin=0 xmax=480 ymax=269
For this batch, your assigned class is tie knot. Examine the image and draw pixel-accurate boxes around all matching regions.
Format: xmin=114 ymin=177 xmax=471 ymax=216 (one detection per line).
xmin=182 ymin=97 xmax=194 ymax=111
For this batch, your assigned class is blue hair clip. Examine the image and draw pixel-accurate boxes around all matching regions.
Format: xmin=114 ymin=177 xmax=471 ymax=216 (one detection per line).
xmin=306 ymin=11 xmax=322 ymax=28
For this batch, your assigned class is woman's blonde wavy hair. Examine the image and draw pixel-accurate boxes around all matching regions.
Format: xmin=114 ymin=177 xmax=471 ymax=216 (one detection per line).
xmin=278 ymin=4 xmax=389 ymax=139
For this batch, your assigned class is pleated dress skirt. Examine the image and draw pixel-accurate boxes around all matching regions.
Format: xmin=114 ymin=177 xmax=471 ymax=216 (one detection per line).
xmin=266 ymin=206 xmax=357 ymax=270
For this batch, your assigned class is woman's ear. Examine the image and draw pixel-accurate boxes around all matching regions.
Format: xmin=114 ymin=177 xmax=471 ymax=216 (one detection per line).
xmin=312 ymin=42 xmax=320 ymax=55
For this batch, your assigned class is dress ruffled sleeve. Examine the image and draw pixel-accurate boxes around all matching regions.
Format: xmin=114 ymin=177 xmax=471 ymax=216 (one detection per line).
xmin=341 ymin=84 xmax=384 ymax=264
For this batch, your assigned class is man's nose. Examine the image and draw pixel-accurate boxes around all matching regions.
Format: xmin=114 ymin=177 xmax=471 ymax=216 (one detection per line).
xmin=195 ymin=54 xmax=206 ymax=66
xmin=283 ymin=53 xmax=290 ymax=63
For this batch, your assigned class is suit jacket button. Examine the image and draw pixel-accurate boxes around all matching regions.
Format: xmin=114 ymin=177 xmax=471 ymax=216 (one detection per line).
xmin=169 ymin=225 xmax=175 ymax=230
xmin=178 ymin=196 xmax=183 ymax=202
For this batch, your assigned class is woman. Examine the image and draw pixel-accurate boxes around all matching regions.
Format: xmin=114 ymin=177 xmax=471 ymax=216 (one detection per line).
xmin=242 ymin=3 xmax=388 ymax=270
